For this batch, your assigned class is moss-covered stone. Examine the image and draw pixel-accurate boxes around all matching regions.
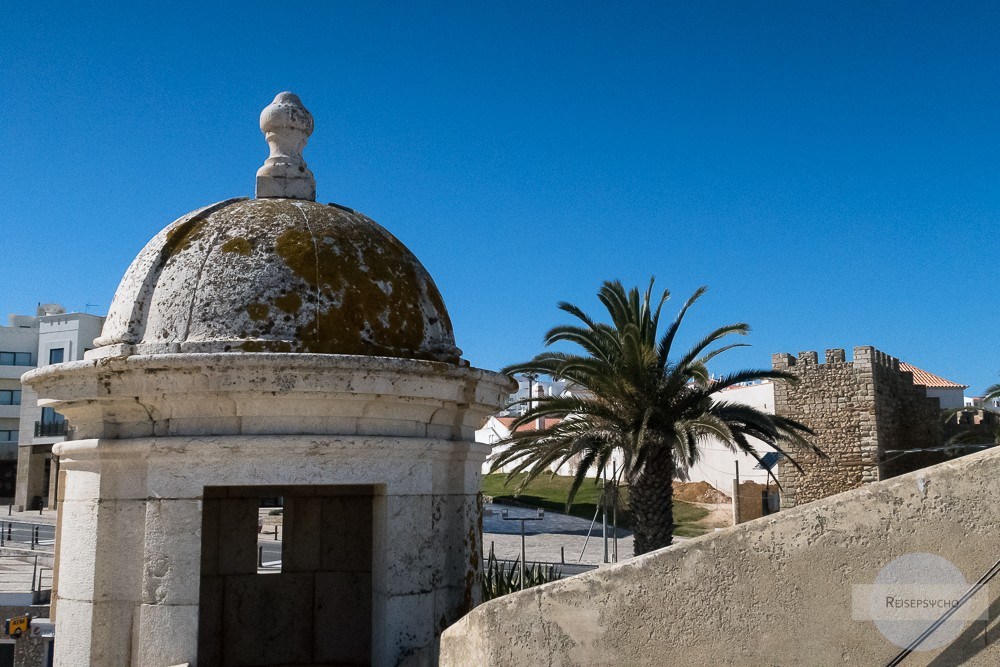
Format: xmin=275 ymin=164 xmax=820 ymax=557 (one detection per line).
xmin=246 ymin=303 xmax=270 ymax=321
xmin=221 ymin=237 xmax=252 ymax=255
xmin=273 ymin=292 xmax=302 ymax=315
xmin=99 ymin=198 xmax=459 ymax=363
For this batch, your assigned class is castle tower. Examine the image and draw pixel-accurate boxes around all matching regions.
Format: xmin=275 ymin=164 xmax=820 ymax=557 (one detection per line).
xmin=24 ymin=93 xmax=513 ymax=666
xmin=772 ymin=346 xmax=942 ymax=508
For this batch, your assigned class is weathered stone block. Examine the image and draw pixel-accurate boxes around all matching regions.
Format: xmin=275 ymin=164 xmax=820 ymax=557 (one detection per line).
xmin=141 ymin=499 xmax=203 ymax=605
xmin=133 ymin=603 xmax=199 ymax=667
xmin=319 ymin=495 xmax=372 ymax=572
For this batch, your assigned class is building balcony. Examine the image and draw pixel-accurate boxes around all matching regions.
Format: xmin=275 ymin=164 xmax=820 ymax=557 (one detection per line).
xmin=34 ymin=421 xmax=68 ymax=438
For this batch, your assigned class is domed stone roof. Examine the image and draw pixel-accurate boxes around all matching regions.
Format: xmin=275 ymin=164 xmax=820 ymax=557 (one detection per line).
xmin=90 ymin=93 xmax=461 ymax=364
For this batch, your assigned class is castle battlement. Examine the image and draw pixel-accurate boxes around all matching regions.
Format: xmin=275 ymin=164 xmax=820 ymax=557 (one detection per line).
xmin=771 ymin=346 xmax=902 ymax=371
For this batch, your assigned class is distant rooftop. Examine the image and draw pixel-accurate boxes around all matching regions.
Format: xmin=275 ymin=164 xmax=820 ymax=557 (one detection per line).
xmin=496 ymin=416 xmax=563 ymax=432
xmin=900 ymin=362 xmax=968 ymax=389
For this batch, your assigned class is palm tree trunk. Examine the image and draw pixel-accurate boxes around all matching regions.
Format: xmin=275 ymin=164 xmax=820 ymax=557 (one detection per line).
xmin=628 ymin=446 xmax=675 ymax=555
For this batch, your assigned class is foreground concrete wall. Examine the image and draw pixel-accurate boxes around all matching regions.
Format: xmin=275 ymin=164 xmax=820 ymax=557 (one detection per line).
xmin=441 ymin=446 xmax=1000 ymax=666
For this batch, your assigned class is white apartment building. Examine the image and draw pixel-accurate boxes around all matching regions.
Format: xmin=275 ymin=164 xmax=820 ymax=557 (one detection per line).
xmin=965 ymin=394 xmax=1000 ymax=412
xmin=0 ymin=315 xmax=37 ymax=499
xmin=0 ymin=304 xmax=104 ymax=509
xmin=496 ymin=375 xmax=573 ymax=416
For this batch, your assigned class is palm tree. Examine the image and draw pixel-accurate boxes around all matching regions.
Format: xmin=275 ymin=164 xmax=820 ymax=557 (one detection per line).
xmin=491 ymin=279 xmax=821 ymax=555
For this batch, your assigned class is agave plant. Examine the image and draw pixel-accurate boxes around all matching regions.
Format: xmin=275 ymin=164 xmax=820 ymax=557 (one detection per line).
xmin=482 ymin=544 xmax=563 ymax=601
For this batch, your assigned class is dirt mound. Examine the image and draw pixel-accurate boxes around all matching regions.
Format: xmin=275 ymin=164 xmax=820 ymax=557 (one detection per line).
xmin=673 ymin=480 xmax=731 ymax=504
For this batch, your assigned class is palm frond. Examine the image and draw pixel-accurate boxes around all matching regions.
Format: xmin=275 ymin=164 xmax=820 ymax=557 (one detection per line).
xmin=657 ymin=285 xmax=707 ymax=370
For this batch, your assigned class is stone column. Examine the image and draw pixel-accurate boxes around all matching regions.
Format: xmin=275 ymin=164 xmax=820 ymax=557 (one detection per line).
xmin=46 ymin=454 xmax=59 ymax=509
xmin=14 ymin=445 xmax=48 ymax=511
xmin=53 ymin=445 xmax=145 ymax=666
xmin=132 ymin=498 xmax=203 ymax=665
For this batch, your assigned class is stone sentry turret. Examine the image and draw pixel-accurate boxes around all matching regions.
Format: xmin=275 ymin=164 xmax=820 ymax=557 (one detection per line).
xmin=25 ymin=93 xmax=513 ymax=667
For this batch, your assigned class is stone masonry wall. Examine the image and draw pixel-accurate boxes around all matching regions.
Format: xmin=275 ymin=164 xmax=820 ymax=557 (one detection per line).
xmin=772 ymin=347 xmax=877 ymax=508
xmin=870 ymin=352 xmax=945 ymax=479
xmin=773 ymin=346 xmax=942 ymax=508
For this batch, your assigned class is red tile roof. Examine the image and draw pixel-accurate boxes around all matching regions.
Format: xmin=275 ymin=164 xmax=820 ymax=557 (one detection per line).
xmin=496 ymin=416 xmax=562 ymax=432
xmin=900 ymin=362 xmax=968 ymax=389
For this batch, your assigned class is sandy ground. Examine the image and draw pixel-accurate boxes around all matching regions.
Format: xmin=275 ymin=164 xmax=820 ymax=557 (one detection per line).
xmin=690 ymin=502 xmax=734 ymax=530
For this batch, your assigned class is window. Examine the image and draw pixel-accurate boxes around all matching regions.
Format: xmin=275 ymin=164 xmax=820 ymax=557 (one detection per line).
xmin=0 ymin=390 xmax=21 ymax=405
xmin=0 ymin=431 xmax=16 ymax=442
xmin=198 ymin=485 xmax=373 ymax=665
xmin=48 ymin=348 xmax=64 ymax=364
xmin=40 ymin=407 xmax=64 ymax=424
xmin=0 ymin=352 xmax=32 ymax=366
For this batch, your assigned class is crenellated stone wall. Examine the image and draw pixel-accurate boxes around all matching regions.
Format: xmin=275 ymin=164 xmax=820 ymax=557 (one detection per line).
xmin=772 ymin=346 xmax=943 ymax=508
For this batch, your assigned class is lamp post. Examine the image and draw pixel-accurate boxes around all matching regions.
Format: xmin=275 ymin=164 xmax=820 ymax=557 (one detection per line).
xmin=501 ymin=507 xmax=544 ymax=590
xmin=521 ymin=372 xmax=539 ymax=414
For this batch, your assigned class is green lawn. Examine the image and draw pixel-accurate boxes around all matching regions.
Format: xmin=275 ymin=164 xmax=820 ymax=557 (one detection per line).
xmin=482 ymin=473 xmax=711 ymax=537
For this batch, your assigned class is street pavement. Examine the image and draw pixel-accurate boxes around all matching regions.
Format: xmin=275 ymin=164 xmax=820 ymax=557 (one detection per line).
xmin=0 ymin=515 xmax=56 ymax=552
xmin=0 ymin=555 xmax=51 ymax=597
xmin=484 ymin=502 xmax=635 ymax=567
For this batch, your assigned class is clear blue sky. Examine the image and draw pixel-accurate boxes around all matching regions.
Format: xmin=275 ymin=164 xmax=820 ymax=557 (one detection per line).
xmin=2 ymin=2 xmax=998 ymax=393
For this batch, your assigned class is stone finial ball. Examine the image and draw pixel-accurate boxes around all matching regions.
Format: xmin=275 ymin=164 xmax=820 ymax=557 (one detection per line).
xmin=259 ymin=92 xmax=314 ymax=137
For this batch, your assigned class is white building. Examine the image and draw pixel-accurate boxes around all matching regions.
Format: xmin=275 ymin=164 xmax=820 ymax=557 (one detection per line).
xmin=0 ymin=314 xmax=37 ymax=500
xmin=965 ymin=394 xmax=1000 ymax=412
xmin=681 ymin=381 xmax=781 ymax=491
xmin=0 ymin=304 xmax=104 ymax=508
xmin=477 ymin=414 xmax=572 ymax=474
xmin=497 ymin=375 xmax=573 ymax=416
xmin=900 ymin=362 xmax=967 ymax=410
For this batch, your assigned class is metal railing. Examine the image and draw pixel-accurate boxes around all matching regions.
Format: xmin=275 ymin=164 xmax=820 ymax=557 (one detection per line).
xmin=885 ymin=556 xmax=1000 ymax=665
xmin=34 ymin=421 xmax=67 ymax=437
xmin=0 ymin=520 xmax=56 ymax=551
xmin=0 ymin=554 xmax=50 ymax=593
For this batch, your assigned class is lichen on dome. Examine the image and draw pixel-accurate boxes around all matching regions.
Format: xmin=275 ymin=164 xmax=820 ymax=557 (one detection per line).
xmin=90 ymin=93 xmax=461 ymax=364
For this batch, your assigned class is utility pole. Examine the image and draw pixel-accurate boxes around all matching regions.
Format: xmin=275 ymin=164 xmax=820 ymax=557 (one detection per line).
xmin=612 ymin=460 xmax=618 ymax=563
xmin=602 ymin=465 xmax=608 ymax=563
